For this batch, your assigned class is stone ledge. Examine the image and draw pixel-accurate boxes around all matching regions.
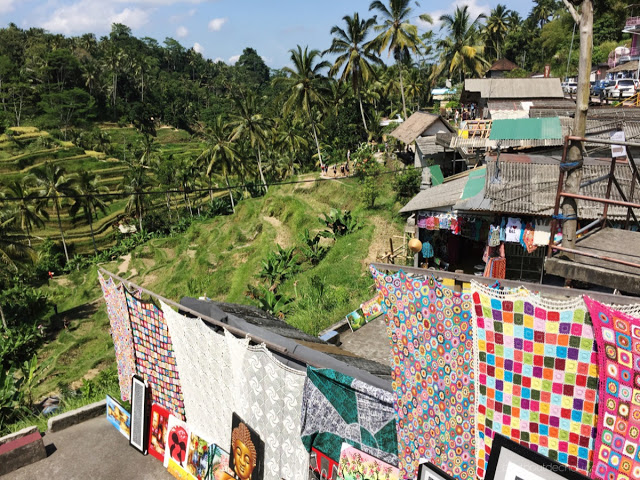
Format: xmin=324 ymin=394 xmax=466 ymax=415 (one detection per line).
xmin=47 ymin=399 xmax=107 ymax=433
xmin=0 ymin=431 xmax=46 ymax=476
xmin=0 ymin=425 xmax=39 ymax=447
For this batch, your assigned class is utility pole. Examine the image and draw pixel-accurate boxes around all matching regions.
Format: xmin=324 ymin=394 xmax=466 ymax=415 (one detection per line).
xmin=561 ymin=0 xmax=593 ymax=256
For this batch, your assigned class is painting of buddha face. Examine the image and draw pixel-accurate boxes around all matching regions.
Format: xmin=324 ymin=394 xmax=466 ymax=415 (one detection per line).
xmin=229 ymin=413 xmax=263 ymax=480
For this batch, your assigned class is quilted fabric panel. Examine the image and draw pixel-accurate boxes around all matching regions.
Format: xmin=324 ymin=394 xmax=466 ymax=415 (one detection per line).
xmin=371 ymin=266 xmax=475 ymax=480
xmin=126 ymin=292 xmax=185 ymax=419
xmin=472 ymin=286 xmax=598 ymax=479
xmin=586 ymin=296 xmax=640 ymax=480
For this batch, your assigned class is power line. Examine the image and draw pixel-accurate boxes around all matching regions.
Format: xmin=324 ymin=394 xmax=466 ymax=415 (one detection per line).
xmin=0 ymin=162 xmax=431 ymax=202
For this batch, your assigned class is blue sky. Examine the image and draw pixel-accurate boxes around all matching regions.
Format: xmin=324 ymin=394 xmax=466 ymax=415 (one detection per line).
xmin=0 ymin=0 xmax=536 ymax=67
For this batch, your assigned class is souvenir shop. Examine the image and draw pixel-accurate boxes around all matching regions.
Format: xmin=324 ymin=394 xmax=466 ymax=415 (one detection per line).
xmin=416 ymin=211 xmax=557 ymax=282
xmin=96 ymin=263 xmax=640 ymax=480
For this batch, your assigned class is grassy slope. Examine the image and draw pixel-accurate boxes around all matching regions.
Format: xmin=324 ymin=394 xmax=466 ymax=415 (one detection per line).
xmin=28 ymin=172 xmax=405 ymax=408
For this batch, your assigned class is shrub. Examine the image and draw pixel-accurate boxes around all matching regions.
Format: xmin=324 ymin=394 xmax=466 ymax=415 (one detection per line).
xmin=259 ymin=245 xmax=298 ymax=288
xmin=319 ymin=209 xmax=361 ymax=237
xmin=392 ymin=168 xmax=422 ymax=201
xmin=247 ymin=285 xmax=292 ymax=319
xmin=299 ymin=229 xmax=331 ymax=265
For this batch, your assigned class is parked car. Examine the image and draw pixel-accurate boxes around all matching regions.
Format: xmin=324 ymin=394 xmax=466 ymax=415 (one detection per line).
xmin=591 ymin=80 xmax=609 ymax=96
xmin=605 ymin=79 xmax=637 ymax=99
xmin=563 ymin=82 xmax=578 ymax=94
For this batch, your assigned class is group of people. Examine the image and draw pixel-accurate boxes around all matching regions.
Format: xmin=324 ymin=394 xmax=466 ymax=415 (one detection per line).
xmin=453 ymin=103 xmax=478 ymax=125
xmin=321 ymin=149 xmax=351 ymax=177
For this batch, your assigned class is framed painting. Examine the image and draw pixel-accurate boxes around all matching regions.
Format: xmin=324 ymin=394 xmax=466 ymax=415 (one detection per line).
xmin=210 ymin=445 xmax=235 ymax=480
xmin=228 ymin=413 xmax=264 ymax=480
xmin=416 ymin=460 xmax=455 ymax=480
xmin=485 ymin=435 xmax=591 ymax=480
xmin=148 ymin=403 xmax=170 ymax=462
xmin=337 ymin=443 xmax=399 ymax=480
xmin=345 ymin=309 xmax=366 ymax=332
xmin=106 ymin=394 xmax=131 ymax=439
xmin=164 ymin=414 xmax=191 ymax=476
xmin=129 ymin=375 xmax=150 ymax=454
xmin=361 ymin=294 xmax=387 ymax=322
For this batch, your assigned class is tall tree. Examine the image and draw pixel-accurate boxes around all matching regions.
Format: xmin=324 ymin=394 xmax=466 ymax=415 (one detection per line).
xmin=436 ymin=5 xmax=488 ymax=82
xmin=325 ymin=13 xmax=382 ymax=131
xmin=69 ymin=170 xmax=109 ymax=255
xmin=485 ymin=4 xmax=511 ymax=61
xmin=3 ymin=177 xmax=49 ymax=247
xmin=369 ymin=0 xmax=432 ymax=120
xmin=274 ymin=46 xmax=330 ymax=168
xmin=33 ymin=163 xmax=78 ymax=263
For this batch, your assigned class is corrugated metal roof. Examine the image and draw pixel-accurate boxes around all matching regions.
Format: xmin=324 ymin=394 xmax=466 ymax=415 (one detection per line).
xmin=399 ymin=173 xmax=470 ymax=213
xmin=415 ymin=136 xmax=444 ymax=156
xmin=454 ymin=154 xmax=640 ymax=219
xmin=489 ymin=117 xmax=562 ymax=140
xmin=429 ymin=165 xmax=444 ymax=186
xmin=390 ymin=112 xmax=454 ymax=144
xmin=464 ymin=78 xmax=564 ymax=99
xmin=460 ymin=167 xmax=486 ymax=200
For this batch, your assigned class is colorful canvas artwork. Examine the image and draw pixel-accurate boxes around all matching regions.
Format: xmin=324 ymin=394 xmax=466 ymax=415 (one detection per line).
xmin=148 ymin=404 xmax=170 ymax=462
xmin=300 ymin=366 xmax=398 ymax=467
xmin=472 ymin=284 xmax=598 ymax=479
xmin=186 ymin=431 xmax=213 ymax=480
xmin=310 ymin=448 xmax=340 ymax=480
xmin=337 ymin=443 xmax=400 ymax=480
xmin=361 ymin=293 xmax=387 ymax=321
xmin=210 ymin=445 xmax=235 ymax=480
xmin=371 ymin=266 xmax=475 ymax=480
xmin=126 ymin=291 xmax=185 ymax=420
xmin=164 ymin=414 xmax=191 ymax=470
xmin=106 ymin=394 xmax=131 ymax=439
xmin=585 ymin=297 xmax=640 ymax=480
xmin=228 ymin=413 xmax=264 ymax=480
xmin=99 ymin=272 xmax=137 ymax=401
xmin=345 ymin=308 xmax=367 ymax=331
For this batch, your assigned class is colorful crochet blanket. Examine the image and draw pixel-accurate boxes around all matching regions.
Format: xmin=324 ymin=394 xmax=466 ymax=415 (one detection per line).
xmin=371 ymin=266 xmax=475 ymax=480
xmin=300 ymin=366 xmax=398 ymax=467
xmin=585 ymin=296 xmax=640 ymax=480
xmin=98 ymin=272 xmax=137 ymax=402
xmin=125 ymin=291 xmax=185 ymax=419
xmin=472 ymin=282 xmax=598 ymax=479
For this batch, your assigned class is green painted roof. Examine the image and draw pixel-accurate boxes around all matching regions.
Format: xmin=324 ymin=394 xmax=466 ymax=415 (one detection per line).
xmin=429 ymin=165 xmax=444 ymax=186
xmin=460 ymin=167 xmax=486 ymax=200
xmin=489 ymin=117 xmax=562 ymax=140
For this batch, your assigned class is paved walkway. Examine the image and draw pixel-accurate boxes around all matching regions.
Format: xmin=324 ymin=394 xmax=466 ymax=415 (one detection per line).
xmin=339 ymin=316 xmax=392 ymax=367
xmin=2 ymin=416 xmax=171 ymax=480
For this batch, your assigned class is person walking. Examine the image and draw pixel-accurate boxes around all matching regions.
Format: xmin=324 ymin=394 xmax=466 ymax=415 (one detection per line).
xmin=454 ymin=109 xmax=460 ymax=126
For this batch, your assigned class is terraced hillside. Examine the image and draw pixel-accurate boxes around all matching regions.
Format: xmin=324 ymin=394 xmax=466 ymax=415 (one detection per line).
xmin=1 ymin=126 xmax=210 ymax=254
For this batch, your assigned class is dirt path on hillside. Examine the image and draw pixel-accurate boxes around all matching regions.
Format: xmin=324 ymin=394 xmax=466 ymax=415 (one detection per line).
xmin=363 ymin=215 xmax=403 ymax=266
xmin=263 ymin=216 xmax=292 ymax=247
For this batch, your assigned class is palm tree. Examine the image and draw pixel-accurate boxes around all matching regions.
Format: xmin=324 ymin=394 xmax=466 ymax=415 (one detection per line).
xmin=120 ymin=157 xmax=154 ymax=233
xmin=275 ymin=118 xmax=309 ymax=177
xmin=369 ymin=0 xmax=432 ymax=120
xmin=229 ymin=93 xmax=273 ymax=192
xmin=175 ymin=159 xmax=197 ymax=217
xmin=436 ymin=5 xmax=488 ymax=82
xmin=69 ymin=170 xmax=109 ymax=255
xmin=197 ymin=116 xmax=243 ymax=213
xmin=531 ymin=0 xmax=557 ymax=27
xmin=3 ymin=177 xmax=49 ymax=247
xmin=325 ymin=13 xmax=382 ymax=131
xmin=484 ymin=4 xmax=511 ymax=61
xmin=274 ymin=46 xmax=331 ymax=168
xmin=33 ymin=163 xmax=79 ymax=263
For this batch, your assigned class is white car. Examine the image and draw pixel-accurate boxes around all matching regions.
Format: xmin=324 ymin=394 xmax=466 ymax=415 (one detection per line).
xmin=605 ymin=79 xmax=637 ymax=99
xmin=563 ymin=82 xmax=577 ymax=94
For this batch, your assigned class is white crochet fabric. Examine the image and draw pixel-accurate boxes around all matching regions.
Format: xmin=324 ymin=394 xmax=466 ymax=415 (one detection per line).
xmin=162 ymin=302 xmax=309 ymax=480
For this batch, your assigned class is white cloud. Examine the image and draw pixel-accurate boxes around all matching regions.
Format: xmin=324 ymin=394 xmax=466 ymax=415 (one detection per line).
xmin=193 ymin=42 xmax=204 ymax=54
xmin=425 ymin=0 xmax=490 ymax=29
xmin=0 ymin=0 xmax=15 ymax=14
xmin=40 ymin=1 xmax=150 ymax=35
xmin=214 ymin=57 xmax=224 ymax=63
xmin=169 ymin=8 xmax=196 ymax=23
xmin=176 ymin=25 xmax=188 ymax=37
xmin=208 ymin=17 xmax=227 ymax=32
xmin=228 ymin=54 xmax=240 ymax=65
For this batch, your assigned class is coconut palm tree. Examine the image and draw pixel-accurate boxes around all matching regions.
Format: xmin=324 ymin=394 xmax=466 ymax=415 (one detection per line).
xmin=368 ymin=0 xmax=432 ymax=120
xmin=484 ymin=4 xmax=511 ymax=61
xmin=69 ymin=170 xmax=109 ymax=255
xmin=436 ymin=5 xmax=488 ymax=82
xmin=274 ymin=45 xmax=331 ymax=168
xmin=531 ymin=0 xmax=557 ymax=27
xmin=229 ymin=92 xmax=273 ymax=192
xmin=198 ymin=116 xmax=243 ymax=213
xmin=33 ymin=163 xmax=79 ymax=263
xmin=275 ymin=118 xmax=309 ymax=177
xmin=3 ymin=177 xmax=49 ymax=247
xmin=324 ymin=12 xmax=383 ymax=131
xmin=120 ymin=156 xmax=154 ymax=233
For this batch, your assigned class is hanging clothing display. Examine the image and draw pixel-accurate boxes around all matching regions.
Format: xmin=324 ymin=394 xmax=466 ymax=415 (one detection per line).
xmin=422 ymin=241 xmax=434 ymax=259
xmin=522 ymin=222 xmax=537 ymax=253
xmin=471 ymin=282 xmax=598 ymax=479
xmin=300 ymin=366 xmax=398 ymax=467
xmin=426 ymin=216 xmax=436 ymax=230
xmin=505 ymin=217 xmax=522 ymax=243
xmin=585 ymin=297 xmax=640 ymax=480
xmin=125 ymin=292 xmax=185 ymax=420
xmin=371 ymin=266 xmax=475 ymax=480
xmin=483 ymin=257 xmax=506 ymax=279
xmin=98 ymin=272 xmax=137 ymax=402
xmin=533 ymin=222 xmax=552 ymax=246
xmin=488 ymin=225 xmax=501 ymax=247
xmin=417 ymin=215 xmax=427 ymax=229
xmin=450 ymin=217 xmax=460 ymax=235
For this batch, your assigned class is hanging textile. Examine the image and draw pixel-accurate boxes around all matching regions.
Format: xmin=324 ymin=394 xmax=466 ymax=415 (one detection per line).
xmin=426 ymin=216 xmax=436 ymax=230
xmin=483 ymin=257 xmax=506 ymax=279
xmin=505 ymin=217 xmax=522 ymax=243
xmin=450 ymin=217 xmax=460 ymax=235
xmin=533 ymin=222 xmax=552 ymax=246
xmin=98 ymin=272 xmax=137 ymax=402
xmin=488 ymin=225 xmax=501 ymax=247
xmin=163 ymin=303 xmax=309 ymax=480
xmin=471 ymin=282 xmax=597 ymax=479
xmin=585 ymin=297 xmax=640 ymax=480
xmin=422 ymin=241 xmax=434 ymax=259
xmin=125 ymin=292 xmax=185 ymax=420
xmin=300 ymin=366 xmax=398 ymax=468
xmin=417 ymin=215 xmax=427 ymax=229
xmin=371 ymin=266 xmax=475 ymax=480
xmin=522 ymin=222 xmax=537 ymax=253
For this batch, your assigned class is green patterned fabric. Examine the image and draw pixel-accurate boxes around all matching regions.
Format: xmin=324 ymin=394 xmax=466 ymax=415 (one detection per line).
xmin=300 ymin=367 xmax=398 ymax=466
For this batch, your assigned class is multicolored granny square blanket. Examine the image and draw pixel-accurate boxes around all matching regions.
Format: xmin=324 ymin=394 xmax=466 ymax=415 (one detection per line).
xmin=125 ymin=290 xmax=185 ymax=420
xmin=586 ymin=296 xmax=640 ymax=480
xmin=98 ymin=272 xmax=137 ymax=402
xmin=371 ymin=266 xmax=475 ymax=480
xmin=472 ymin=282 xmax=598 ymax=479
xmin=300 ymin=366 xmax=398 ymax=468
